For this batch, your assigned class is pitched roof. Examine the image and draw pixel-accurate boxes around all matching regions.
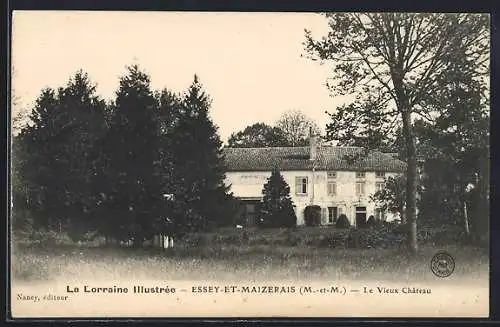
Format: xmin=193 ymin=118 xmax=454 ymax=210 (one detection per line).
xmin=223 ymin=146 xmax=406 ymax=173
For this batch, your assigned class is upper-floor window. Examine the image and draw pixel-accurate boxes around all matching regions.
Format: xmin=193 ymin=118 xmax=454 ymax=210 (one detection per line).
xmin=327 ymin=171 xmax=337 ymax=179
xmin=375 ymin=182 xmax=385 ymax=192
xmin=356 ymin=182 xmax=366 ymax=196
xmin=375 ymin=171 xmax=385 ymax=178
xmin=356 ymin=171 xmax=366 ymax=179
xmin=327 ymin=181 xmax=337 ymax=196
xmin=295 ymin=176 xmax=308 ymax=195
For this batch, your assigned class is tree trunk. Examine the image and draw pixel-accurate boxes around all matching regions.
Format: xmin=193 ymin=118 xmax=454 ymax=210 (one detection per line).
xmin=399 ymin=206 xmax=406 ymax=225
xmin=463 ymin=200 xmax=470 ymax=236
xmin=477 ymin=170 xmax=489 ymax=247
xmin=402 ymin=111 xmax=418 ymax=255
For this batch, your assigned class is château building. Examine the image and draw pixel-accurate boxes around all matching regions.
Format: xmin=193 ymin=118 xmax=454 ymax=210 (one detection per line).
xmin=223 ymin=134 xmax=406 ymax=227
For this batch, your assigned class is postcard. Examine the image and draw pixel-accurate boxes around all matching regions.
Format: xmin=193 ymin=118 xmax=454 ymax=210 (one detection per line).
xmin=10 ymin=10 xmax=490 ymax=318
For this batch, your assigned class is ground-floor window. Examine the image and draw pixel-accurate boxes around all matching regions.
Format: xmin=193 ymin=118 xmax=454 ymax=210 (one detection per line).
xmin=328 ymin=206 xmax=338 ymax=224
xmin=375 ymin=208 xmax=386 ymax=221
xmin=321 ymin=207 xmax=327 ymax=224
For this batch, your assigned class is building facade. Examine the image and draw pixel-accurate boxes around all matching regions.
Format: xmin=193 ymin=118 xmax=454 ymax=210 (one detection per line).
xmin=223 ymin=135 xmax=406 ymax=227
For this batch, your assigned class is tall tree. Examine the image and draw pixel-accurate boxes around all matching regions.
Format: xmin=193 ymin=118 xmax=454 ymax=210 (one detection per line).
xmin=276 ymin=109 xmax=322 ymax=146
xmin=227 ymin=122 xmax=290 ymax=148
xmin=168 ymin=75 xmax=234 ymax=235
xmin=156 ymin=88 xmax=184 ymax=133
xmin=304 ymin=13 xmax=489 ymax=253
xmin=56 ymin=71 xmax=108 ymax=239
xmin=259 ymin=167 xmax=296 ymax=228
xmin=14 ymin=71 xmax=108 ymax=236
xmin=11 ymin=66 xmax=30 ymax=136
xmin=101 ymin=65 xmax=165 ymax=245
xmin=415 ymin=45 xmax=489 ymax=240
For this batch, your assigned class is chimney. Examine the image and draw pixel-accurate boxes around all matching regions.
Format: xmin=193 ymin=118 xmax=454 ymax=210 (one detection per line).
xmin=309 ymin=127 xmax=317 ymax=161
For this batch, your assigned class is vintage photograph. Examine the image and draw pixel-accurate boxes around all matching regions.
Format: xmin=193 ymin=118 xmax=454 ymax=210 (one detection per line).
xmin=10 ymin=11 xmax=490 ymax=318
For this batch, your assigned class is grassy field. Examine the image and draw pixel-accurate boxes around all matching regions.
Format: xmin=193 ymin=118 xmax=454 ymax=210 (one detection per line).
xmin=11 ymin=239 xmax=489 ymax=284
xmin=10 ymin=227 xmax=489 ymax=318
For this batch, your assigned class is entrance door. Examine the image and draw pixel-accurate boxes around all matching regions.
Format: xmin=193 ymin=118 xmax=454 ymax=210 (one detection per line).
xmin=355 ymin=207 xmax=367 ymax=228
xmin=245 ymin=203 xmax=256 ymax=227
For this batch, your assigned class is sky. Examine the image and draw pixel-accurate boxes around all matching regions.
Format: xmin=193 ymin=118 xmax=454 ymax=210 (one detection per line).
xmin=12 ymin=11 xmax=350 ymax=142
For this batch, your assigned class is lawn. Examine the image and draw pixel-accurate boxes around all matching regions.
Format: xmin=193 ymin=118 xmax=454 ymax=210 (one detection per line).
xmin=11 ymin=237 xmax=489 ymax=284
xmin=11 ymin=230 xmax=489 ymax=318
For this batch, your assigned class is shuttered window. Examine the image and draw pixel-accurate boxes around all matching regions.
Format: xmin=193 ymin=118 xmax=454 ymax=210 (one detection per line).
xmin=321 ymin=207 xmax=327 ymax=225
xmin=327 ymin=181 xmax=337 ymax=196
xmin=356 ymin=182 xmax=365 ymax=196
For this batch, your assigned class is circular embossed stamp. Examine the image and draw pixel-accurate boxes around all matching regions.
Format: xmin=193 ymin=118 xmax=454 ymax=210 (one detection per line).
xmin=430 ymin=251 xmax=455 ymax=278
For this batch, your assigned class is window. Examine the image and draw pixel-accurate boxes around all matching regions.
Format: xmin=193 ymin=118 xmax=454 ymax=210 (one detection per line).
xmin=376 ymin=171 xmax=385 ymax=178
xmin=295 ymin=177 xmax=308 ymax=195
xmin=356 ymin=182 xmax=365 ymax=196
xmin=327 ymin=181 xmax=337 ymax=196
xmin=327 ymin=171 xmax=337 ymax=179
xmin=328 ymin=207 xmax=338 ymax=224
xmin=375 ymin=182 xmax=385 ymax=192
xmin=321 ymin=208 xmax=327 ymax=224
xmin=375 ymin=208 xmax=386 ymax=221
xmin=356 ymin=171 xmax=366 ymax=178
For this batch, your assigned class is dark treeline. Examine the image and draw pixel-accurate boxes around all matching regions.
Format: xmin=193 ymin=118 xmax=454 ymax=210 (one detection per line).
xmin=12 ymin=65 xmax=237 ymax=246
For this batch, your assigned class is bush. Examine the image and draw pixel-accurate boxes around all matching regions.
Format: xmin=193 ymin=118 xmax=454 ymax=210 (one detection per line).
xmin=183 ymin=233 xmax=210 ymax=247
xmin=417 ymin=224 xmax=467 ymax=245
xmin=366 ymin=215 xmax=376 ymax=228
xmin=28 ymin=228 xmax=61 ymax=246
xmin=258 ymin=207 xmax=297 ymax=229
xmin=280 ymin=206 xmax=297 ymax=228
xmin=317 ymin=230 xmax=350 ymax=248
xmin=285 ymin=233 xmax=302 ymax=246
xmin=346 ymin=225 xmax=405 ymax=249
xmin=304 ymin=205 xmax=321 ymax=226
xmin=346 ymin=228 xmax=370 ymax=248
xmin=335 ymin=214 xmax=350 ymax=228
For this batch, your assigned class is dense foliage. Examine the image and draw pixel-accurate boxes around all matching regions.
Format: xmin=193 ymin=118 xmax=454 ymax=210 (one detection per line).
xmin=304 ymin=205 xmax=321 ymax=227
xmin=12 ymin=66 xmax=235 ymax=245
xmin=259 ymin=167 xmax=296 ymax=228
xmin=13 ymin=71 xmax=107 ymax=239
xmin=304 ymin=13 xmax=489 ymax=253
xmin=227 ymin=110 xmax=321 ymax=148
xmin=335 ymin=214 xmax=350 ymax=229
xmin=227 ymin=123 xmax=289 ymax=148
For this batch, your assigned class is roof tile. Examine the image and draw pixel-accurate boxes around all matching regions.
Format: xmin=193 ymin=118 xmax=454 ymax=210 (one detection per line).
xmin=223 ymin=146 xmax=406 ymax=172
